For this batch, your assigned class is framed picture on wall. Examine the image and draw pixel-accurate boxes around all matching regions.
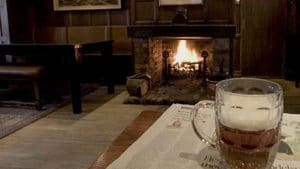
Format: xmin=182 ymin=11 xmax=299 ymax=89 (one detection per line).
xmin=53 ymin=0 xmax=121 ymax=11
xmin=159 ymin=0 xmax=204 ymax=6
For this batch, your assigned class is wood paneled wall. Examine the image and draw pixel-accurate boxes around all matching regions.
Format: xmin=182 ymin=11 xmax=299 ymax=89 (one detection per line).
xmin=8 ymin=0 xmax=132 ymax=54
xmin=240 ymin=0 xmax=287 ymax=77
xmin=130 ymin=0 xmax=235 ymax=24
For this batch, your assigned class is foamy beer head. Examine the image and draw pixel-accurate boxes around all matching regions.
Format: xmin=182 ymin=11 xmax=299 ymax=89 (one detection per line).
xmin=216 ymin=78 xmax=283 ymax=131
xmin=219 ymin=94 xmax=281 ymax=131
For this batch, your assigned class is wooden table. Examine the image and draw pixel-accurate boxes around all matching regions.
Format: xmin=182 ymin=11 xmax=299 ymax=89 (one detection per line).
xmin=89 ymin=110 xmax=163 ymax=169
xmin=0 ymin=41 xmax=114 ymax=114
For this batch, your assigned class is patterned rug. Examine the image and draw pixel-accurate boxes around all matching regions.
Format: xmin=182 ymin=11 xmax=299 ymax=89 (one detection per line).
xmin=0 ymin=85 xmax=96 ymax=139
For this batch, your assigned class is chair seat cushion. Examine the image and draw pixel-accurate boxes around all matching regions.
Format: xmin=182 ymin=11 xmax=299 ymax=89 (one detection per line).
xmin=0 ymin=66 xmax=44 ymax=78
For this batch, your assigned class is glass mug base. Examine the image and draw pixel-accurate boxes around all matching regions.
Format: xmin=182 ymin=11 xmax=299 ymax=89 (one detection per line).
xmin=219 ymin=141 xmax=279 ymax=169
xmin=220 ymin=159 xmax=275 ymax=169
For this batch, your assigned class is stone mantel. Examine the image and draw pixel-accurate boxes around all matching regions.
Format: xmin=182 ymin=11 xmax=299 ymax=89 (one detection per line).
xmin=127 ymin=24 xmax=236 ymax=38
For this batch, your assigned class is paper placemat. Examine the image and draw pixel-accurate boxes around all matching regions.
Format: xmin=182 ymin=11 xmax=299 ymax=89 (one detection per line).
xmin=107 ymin=104 xmax=300 ymax=169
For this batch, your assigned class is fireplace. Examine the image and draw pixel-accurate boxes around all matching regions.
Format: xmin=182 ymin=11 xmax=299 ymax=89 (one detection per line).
xmin=126 ymin=24 xmax=236 ymax=104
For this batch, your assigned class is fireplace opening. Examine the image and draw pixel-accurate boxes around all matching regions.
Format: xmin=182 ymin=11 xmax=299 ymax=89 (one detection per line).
xmin=161 ymin=38 xmax=213 ymax=84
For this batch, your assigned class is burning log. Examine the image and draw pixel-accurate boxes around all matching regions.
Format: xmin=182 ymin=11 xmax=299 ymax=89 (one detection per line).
xmin=170 ymin=61 xmax=202 ymax=79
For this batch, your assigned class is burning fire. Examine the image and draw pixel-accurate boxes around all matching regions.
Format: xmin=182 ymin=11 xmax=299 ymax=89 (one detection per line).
xmin=172 ymin=40 xmax=202 ymax=72
xmin=173 ymin=40 xmax=201 ymax=65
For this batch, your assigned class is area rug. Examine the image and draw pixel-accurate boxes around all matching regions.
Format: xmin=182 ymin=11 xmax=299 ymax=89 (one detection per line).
xmin=0 ymin=85 xmax=97 ymax=139
xmin=0 ymin=106 xmax=58 ymax=138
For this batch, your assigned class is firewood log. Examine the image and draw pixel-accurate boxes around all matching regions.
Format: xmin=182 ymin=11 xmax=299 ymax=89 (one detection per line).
xmin=126 ymin=78 xmax=148 ymax=97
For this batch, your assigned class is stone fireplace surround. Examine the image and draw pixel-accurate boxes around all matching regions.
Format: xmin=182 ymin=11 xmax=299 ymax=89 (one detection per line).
xmin=126 ymin=24 xmax=236 ymax=104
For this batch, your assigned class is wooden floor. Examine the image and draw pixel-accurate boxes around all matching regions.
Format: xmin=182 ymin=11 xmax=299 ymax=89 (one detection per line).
xmin=0 ymin=79 xmax=299 ymax=169
xmin=0 ymin=85 xmax=168 ymax=169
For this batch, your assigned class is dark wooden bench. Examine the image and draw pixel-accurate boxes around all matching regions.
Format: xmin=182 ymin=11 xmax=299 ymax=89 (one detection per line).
xmin=0 ymin=65 xmax=44 ymax=109
xmin=0 ymin=44 xmax=79 ymax=110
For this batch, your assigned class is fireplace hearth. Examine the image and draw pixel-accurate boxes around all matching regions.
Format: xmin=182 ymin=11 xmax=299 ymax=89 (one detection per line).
xmin=124 ymin=78 xmax=214 ymax=105
xmin=125 ymin=24 xmax=236 ymax=105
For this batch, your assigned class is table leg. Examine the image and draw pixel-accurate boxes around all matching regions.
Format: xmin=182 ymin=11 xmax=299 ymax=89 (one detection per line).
xmin=71 ymin=80 xmax=82 ymax=114
xmin=107 ymin=79 xmax=115 ymax=94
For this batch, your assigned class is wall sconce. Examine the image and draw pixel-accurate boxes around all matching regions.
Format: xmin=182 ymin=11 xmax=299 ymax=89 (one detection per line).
xmin=235 ymin=0 xmax=240 ymax=5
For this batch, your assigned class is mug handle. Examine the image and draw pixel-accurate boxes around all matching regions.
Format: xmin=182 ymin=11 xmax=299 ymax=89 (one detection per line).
xmin=191 ymin=100 xmax=217 ymax=148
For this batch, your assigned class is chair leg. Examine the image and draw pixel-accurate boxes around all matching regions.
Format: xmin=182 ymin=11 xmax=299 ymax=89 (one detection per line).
xmin=33 ymin=80 xmax=41 ymax=110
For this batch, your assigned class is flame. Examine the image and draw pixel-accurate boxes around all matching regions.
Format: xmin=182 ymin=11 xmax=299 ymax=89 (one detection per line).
xmin=173 ymin=40 xmax=201 ymax=65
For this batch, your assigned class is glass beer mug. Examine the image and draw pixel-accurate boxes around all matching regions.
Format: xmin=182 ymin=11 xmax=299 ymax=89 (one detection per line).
xmin=192 ymin=78 xmax=283 ymax=169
